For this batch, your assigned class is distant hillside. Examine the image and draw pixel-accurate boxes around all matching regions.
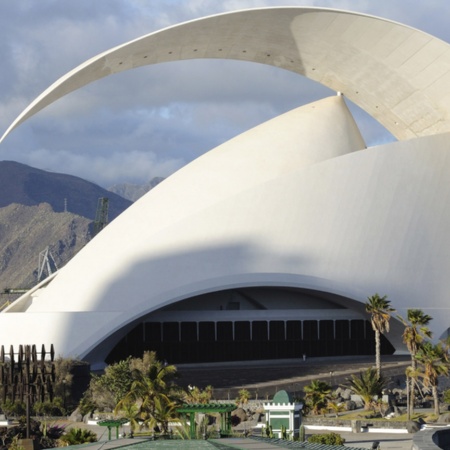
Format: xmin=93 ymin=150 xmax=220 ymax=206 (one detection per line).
xmin=0 ymin=160 xmax=135 ymax=303
xmin=108 ymin=177 xmax=165 ymax=201
xmin=0 ymin=161 xmax=132 ymax=220
xmin=0 ymin=203 xmax=91 ymax=298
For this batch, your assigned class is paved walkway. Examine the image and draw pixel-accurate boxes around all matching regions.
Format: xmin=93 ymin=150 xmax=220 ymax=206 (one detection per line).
xmin=335 ymin=431 xmax=413 ymax=450
xmin=176 ymin=355 xmax=410 ymax=398
xmin=68 ymin=433 xmax=414 ymax=450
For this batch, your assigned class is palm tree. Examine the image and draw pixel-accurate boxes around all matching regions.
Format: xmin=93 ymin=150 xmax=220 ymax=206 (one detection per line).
xmin=184 ymin=385 xmax=213 ymax=404
xmin=303 ymin=380 xmax=331 ymax=415
xmin=346 ymin=367 xmax=386 ymax=410
xmin=114 ymin=400 xmax=140 ymax=432
xmin=398 ymin=309 xmax=432 ymax=420
xmin=115 ymin=355 xmax=180 ymax=432
xmin=365 ymin=294 xmax=395 ymax=379
xmin=145 ymin=395 xmax=178 ymax=434
xmin=327 ymin=399 xmax=346 ymax=417
xmin=59 ymin=428 xmax=98 ymax=445
xmin=236 ymin=388 xmax=251 ymax=406
xmin=415 ymin=341 xmax=449 ymax=416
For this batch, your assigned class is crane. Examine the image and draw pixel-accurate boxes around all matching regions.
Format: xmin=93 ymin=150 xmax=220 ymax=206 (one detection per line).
xmin=93 ymin=197 xmax=109 ymax=237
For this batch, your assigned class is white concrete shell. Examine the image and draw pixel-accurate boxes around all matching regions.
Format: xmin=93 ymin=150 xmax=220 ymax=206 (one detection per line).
xmin=3 ymin=7 xmax=450 ymax=143
xmin=2 ymin=7 xmax=450 ymax=366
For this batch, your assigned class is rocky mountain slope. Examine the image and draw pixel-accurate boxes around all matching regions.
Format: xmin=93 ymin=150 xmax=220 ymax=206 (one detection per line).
xmin=0 ymin=203 xmax=92 ymax=302
xmin=0 ymin=161 xmax=135 ymax=305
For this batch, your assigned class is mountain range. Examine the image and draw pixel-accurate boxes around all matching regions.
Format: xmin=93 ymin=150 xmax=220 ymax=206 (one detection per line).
xmin=0 ymin=161 xmax=132 ymax=220
xmin=0 ymin=160 xmax=162 ymax=303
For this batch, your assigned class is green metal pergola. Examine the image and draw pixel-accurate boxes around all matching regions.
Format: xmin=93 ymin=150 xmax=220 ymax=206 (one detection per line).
xmin=97 ymin=418 xmax=129 ymax=440
xmin=177 ymin=403 xmax=237 ymax=438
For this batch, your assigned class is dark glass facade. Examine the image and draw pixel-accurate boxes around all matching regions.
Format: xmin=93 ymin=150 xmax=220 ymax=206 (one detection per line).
xmin=106 ymin=318 xmax=395 ymax=364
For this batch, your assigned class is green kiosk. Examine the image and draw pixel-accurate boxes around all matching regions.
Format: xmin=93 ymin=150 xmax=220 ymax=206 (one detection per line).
xmin=263 ymin=390 xmax=302 ymax=439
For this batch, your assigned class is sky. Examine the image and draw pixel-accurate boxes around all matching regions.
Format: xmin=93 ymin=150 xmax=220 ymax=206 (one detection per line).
xmin=0 ymin=1 xmax=449 ymax=188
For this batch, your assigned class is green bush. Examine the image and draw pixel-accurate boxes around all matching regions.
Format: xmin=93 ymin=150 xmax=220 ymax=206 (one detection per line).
xmin=443 ymin=389 xmax=450 ymax=404
xmin=0 ymin=400 xmax=26 ymax=417
xmin=308 ymin=432 xmax=345 ymax=445
xmin=33 ymin=398 xmax=65 ymax=416
xmin=59 ymin=428 xmax=98 ymax=446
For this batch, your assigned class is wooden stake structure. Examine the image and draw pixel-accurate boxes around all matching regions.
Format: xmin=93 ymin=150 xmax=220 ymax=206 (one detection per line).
xmin=0 ymin=344 xmax=55 ymax=439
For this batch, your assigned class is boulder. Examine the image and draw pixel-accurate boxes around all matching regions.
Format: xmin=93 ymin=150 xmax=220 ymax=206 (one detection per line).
xmin=345 ymin=400 xmax=357 ymax=411
xmin=438 ymin=413 xmax=450 ymax=423
xmin=341 ymin=389 xmax=352 ymax=400
xmin=406 ymin=421 xmax=421 ymax=433
xmin=69 ymin=411 xmax=83 ymax=422
xmin=232 ymin=407 xmax=247 ymax=423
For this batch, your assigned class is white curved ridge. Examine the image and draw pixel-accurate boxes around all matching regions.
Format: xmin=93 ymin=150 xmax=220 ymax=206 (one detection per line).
xmin=2 ymin=7 xmax=450 ymax=143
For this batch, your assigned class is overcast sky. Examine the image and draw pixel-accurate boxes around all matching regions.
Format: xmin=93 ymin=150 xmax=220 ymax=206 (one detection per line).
xmin=0 ymin=1 xmax=449 ymax=188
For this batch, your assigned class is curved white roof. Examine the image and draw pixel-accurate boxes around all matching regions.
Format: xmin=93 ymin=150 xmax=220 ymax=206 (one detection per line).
xmin=2 ymin=7 xmax=450 ymax=366
xmin=2 ymin=7 xmax=450 ymax=143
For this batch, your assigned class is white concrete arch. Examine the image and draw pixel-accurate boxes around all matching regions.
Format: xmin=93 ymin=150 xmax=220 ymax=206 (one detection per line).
xmin=2 ymin=7 xmax=450 ymax=143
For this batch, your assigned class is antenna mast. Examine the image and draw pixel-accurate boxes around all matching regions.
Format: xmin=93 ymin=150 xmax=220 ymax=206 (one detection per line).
xmin=93 ymin=197 xmax=109 ymax=237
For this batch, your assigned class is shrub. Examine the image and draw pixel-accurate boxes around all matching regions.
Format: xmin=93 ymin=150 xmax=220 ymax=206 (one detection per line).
xmin=33 ymin=399 xmax=65 ymax=416
xmin=59 ymin=428 xmax=98 ymax=446
xmin=0 ymin=400 xmax=26 ymax=417
xmin=443 ymin=389 xmax=450 ymax=404
xmin=308 ymin=432 xmax=345 ymax=445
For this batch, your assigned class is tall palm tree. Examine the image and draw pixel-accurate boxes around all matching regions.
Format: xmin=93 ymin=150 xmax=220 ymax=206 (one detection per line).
xmin=398 ymin=309 xmax=432 ymax=420
xmin=415 ymin=341 xmax=449 ymax=416
xmin=365 ymin=294 xmax=395 ymax=379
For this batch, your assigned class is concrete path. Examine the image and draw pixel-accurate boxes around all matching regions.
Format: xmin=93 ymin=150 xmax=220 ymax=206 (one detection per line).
xmin=176 ymin=355 xmax=410 ymax=398
xmin=338 ymin=431 xmax=413 ymax=450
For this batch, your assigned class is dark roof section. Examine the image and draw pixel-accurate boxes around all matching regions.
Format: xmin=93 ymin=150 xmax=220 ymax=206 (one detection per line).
xmin=177 ymin=403 xmax=237 ymax=414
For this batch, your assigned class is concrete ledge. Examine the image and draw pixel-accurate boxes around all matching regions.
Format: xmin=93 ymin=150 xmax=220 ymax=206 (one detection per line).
xmin=412 ymin=426 xmax=450 ymax=450
xmin=303 ymin=418 xmax=412 ymax=434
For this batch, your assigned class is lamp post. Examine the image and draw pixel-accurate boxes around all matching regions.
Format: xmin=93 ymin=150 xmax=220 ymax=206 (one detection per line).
xmin=63 ymin=379 xmax=67 ymax=413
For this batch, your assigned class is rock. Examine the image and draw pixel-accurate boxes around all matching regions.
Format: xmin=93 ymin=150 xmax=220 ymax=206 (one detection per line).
xmin=255 ymin=406 xmax=265 ymax=414
xmin=406 ymin=421 xmax=421 ymax=433
xmin=345 ymin=400 xmax=357 ymax=411
xmin=438 ymin=413 xmax=450 ymax=423
xmin=341 ymin=389 xmax=352 ymax=400
xmin=232 ymin=407 xmax=247 ymax=423
xmin=69 ymin=408 xmax=83 ymax=422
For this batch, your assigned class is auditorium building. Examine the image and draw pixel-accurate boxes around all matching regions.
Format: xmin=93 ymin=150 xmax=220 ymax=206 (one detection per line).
xmin=1 ymin=7 xmax=450 ymax=369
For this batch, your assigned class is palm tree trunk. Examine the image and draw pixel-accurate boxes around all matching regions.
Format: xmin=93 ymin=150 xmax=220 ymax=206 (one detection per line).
xmin=406 ymin=375 xmax=410 ymax=421
xmin=409 ymin=357 xmax=416 ymax=419
xmin=433 ymin=385 xmax=440 ymax=416
xmin=375 ymin=330 xmax=381 ymax=379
